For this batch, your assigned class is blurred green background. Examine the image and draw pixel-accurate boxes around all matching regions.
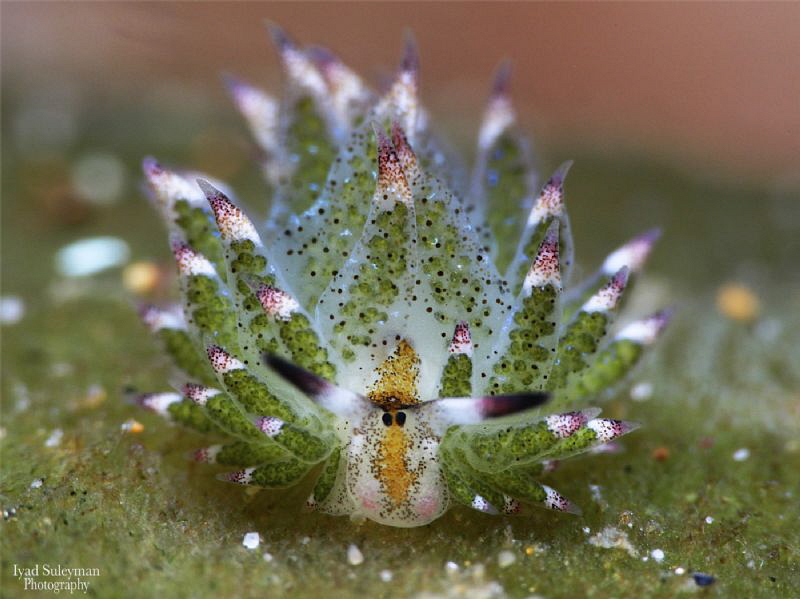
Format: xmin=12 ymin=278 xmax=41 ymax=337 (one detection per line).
xmin=2 ymin=3 xmax=798 ymax=598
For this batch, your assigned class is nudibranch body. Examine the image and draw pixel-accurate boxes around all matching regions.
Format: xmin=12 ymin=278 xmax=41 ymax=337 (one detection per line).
xmin=134 ymin=27 xmax=670 ymax=527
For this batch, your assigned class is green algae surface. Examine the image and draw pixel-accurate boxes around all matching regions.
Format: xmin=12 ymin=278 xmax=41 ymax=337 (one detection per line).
xmin=2 ymin=99 xmax=799 ymax=598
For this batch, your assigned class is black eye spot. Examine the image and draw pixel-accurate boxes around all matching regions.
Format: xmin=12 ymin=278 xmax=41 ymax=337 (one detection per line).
xmin=382 ymin=412 xmax=393 ymax=427
xmin=396 ymin=412 xmax=406 ymax=427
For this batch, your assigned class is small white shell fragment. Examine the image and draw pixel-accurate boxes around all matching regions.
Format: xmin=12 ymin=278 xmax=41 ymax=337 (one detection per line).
xmin=497 ymin=550 xmax=516 ymax=568
xmin=0 ymin=296 xmax=25 ymax=325
xmin=44 ymin=429 xmax=63 ymax=448
xmin=262 ymin=552 xmax=274 ymax=562
xmin=705 ymin=516 xmax=714 ymax=524
xmin=651 ymin=548 xmax=665 ymax=562
xmin=445 ymin=561 xmax=459 ymax=574
xmin=30 ymin=479 xmax=44 ymax=490
xmin=347 ymin=543 xmax=364 ymax=566
xmin=675 ymin=567 xmax=686 ymax=575
xmin=55 ymin=236 xmax=130 ymax=277
xmin=242 ymin=532 xmax=261 ymax=550
xmin=732 ymin=448 xmax=750 ymax=461
xmin=379 ymin=569 xmax=393 ymax=582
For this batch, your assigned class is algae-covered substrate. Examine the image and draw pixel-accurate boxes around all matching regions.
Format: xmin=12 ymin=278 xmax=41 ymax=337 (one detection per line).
xmin=2 ymin=101 xmax=799 ymax=597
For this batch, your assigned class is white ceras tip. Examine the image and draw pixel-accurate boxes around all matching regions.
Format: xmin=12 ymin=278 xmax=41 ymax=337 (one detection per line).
xmin=183 ymin=384 xmax=222 ymax=406
xmin=193 ymin=444 xmax=222 ymax=464
xmin=502 ymin=496 xmax=522 ymax=515
xmin=224 ymin=75 xmax=279 ymax=146
xmin=136 ymin=392 xmax=182 ymax=416
xmin=527 ymin=161 xmax=572 ymax=226
xmin=375 ymin=128 xmax=413 ymax=206
xmin=616 ymin=309 xmax=673 ymax=345
xmin=471 ymin=494 xmax=498 ymax=514
xmin=143 ymin=157 xmax=207 ymax=210
xmin=586 ymin=418 xmax=640 ymax=442
xmin=224 ymin=467 xmax=255 ymax=484
xmin=448 ymin=321 xmax=473 ymax=356
xmin=198 ymin=179 xmax=262 ymax=245
xmin=206 ymin=346 xmax=245 ymax=374
xmin=523 ymin=220 xmax=561 ymax=293
xmin=544 ymin=408 xmax=600 ymax=439
xmin=477 ymin=94 xmax=515 ymax=153
xmin=172 ymin=242 xmax=216 ymax=277
xmin=139 ymin=304 xmax=185 ymax=332
xmin=375 ymin=36 xmax=419 ymax=142
xmin=602 ymin=228 xmax=661 ymax=275
xmin=309 ymin=46 xmax=371 ymax=126
xmin=225 ymin=75 xmax=278 ymax=122
xmin=391 ymin=122 xmax=419 ymax=179
xmin=581 ymin=266 xmax=629 ymax=313
xmin=305 ymin=494 xmax=318 ymax=510
xmin=542 ymin=485 xmax=581 ymax=514
xmin=256 ymin=285 xmax=299 ymax=321
xmin=271 ymin=26 xmax=328 ymax=99
xmin=257 ymin=416 xmax=286 ymax=438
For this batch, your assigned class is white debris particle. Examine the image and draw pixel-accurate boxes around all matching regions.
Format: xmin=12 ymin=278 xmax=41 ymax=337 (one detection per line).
xmin=242 ymin=532 xmax=260 ymax=550
xmin=705 ymin=516 xmax=714 ymax=524
xmin=55 ymin=236 xmax=130 ymax=278
xmin=300 ymin=536 xmax=311 ymax=545
xmin=0 ymin=296 xmax=25 ymax=325
xmin=733 ymin=448 xmax=750 ymax=461
xmin=44 ymin=429 xmax=63 ymax=448
xmin=588 ymin=526 xmax=639 ymax=558
xmin=582 ymin=526 xmax=591 ymax=535
xmin=379 ymin=569 xmax=393 ymax=582
xmin=630 ymin=381 xmax=653 ymax=401
xmin=30 ymin=479 xmax=44 ymax=490
xmin=347 ymin=543 xmax=364 ymax=566
xmin=262 ymin=552 xmax=273 ymax=562
xmin=675 ymin=567 xmax=686 ymax=575
xmin=445 ymin=560 xmax=460 ymax=573
xmin=589 ymin=483 xmax=606 ymax=508
xmin=497 ymin=550 xmax=516 ymax=568
xmin=651 ymin=548 xmax=665 ymax=562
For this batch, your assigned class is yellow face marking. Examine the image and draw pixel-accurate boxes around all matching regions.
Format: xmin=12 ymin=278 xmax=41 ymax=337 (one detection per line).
xmin=375 ymin=411 xmax=415 ymax=505
xmin=368 ymin=339 xmax=420 ymax=408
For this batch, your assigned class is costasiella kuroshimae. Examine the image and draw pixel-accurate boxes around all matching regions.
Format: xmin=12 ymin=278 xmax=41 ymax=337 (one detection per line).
xmin=132 ymin=26 xmax=671 ymax=527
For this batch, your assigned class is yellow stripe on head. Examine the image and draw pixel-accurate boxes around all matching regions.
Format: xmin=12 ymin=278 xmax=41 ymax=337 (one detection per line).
xmin=368 ymin=339 xmax=420 ymax=408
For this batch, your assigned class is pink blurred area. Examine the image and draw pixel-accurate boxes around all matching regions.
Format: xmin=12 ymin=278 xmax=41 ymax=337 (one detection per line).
xmin=3 ymin=2 xmax=799 ymax=178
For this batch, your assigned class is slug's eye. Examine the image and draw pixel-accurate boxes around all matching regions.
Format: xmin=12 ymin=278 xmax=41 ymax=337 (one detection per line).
xmin=381 ymin=412 xmax=393 ymax=426
xmin=396 ymin=411 xmax=406 ymax=427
